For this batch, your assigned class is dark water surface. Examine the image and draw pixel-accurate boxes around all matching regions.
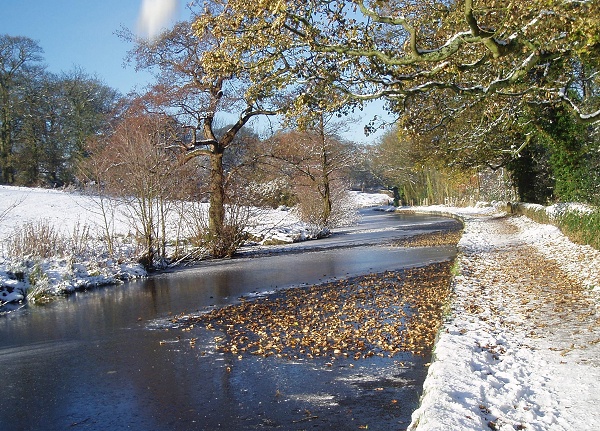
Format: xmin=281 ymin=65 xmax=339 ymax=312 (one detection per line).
xmin=0 ymin=210 xmax=460 ymax=431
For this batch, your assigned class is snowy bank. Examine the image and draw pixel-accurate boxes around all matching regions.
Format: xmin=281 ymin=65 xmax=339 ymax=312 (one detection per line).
xmin=0 ymin=187 xmax=389 ymax=305
xmin=407 ymin=205 xmax=600 ymax=431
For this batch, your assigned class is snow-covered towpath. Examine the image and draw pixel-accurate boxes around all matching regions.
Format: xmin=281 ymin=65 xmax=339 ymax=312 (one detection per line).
xmin=409 ymin=211 xmax=600 ymax=431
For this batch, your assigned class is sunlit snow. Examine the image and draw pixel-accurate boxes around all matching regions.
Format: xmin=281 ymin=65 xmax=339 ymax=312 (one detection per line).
xmin=1 ymin=186 xmax=599 ymax=430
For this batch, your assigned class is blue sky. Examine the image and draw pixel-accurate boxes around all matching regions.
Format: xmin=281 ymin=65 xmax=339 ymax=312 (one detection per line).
xmin=0 ymin=0 xmax=390 ymax=143
xmin=0 ymin=0 xmax=186 ymax=94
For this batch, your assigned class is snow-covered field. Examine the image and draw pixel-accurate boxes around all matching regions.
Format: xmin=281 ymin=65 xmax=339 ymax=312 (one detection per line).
xmin=0 ymin=186 xmax=390 ymax=303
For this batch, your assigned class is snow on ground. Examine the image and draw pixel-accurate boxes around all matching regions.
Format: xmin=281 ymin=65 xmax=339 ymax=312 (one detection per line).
xmin=0 ymin=187 xmax=390 ymax=244
xmin=350 ymin=190 xmax=392 ymax=208
xmin=0 ymin=185 xmax=127 ymax=240
xmin=4 ymin=187 xmax=598 ymax=430
xmin=407 ymin=205 xmax=600 ymax=431
xmin=0 ymin=186 xmax=389 ymax=304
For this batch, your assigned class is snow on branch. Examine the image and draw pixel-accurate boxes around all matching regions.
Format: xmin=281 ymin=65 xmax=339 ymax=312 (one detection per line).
xmin=559 ymin=88 xmax=600 ymax=124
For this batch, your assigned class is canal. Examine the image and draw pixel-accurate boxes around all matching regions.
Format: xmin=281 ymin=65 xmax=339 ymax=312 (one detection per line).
xmin=0 ymin=210 xmax=461 ymax=431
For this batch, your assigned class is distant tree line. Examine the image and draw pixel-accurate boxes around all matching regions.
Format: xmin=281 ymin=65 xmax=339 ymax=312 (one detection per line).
xmin=360 ymin=103 xmax=600 ymax=207
xmin=2 ymin=28 xmax=599 ymax=210
xmin=0 ymin=35 xmax=120 ymax=187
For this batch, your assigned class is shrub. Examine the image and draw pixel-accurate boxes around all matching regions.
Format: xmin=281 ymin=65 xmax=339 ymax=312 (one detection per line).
xmin=516 ymin=203 xmax=551 ymax=225
xmin=209 ymin=204 xmax=251 ymax=258
xmin=27 ymin=262 xmax=51 ymax=303
xmin=555 ymin=210 xmax=600 ymax=251
xmin=7 ymin=220 xmax=67 ymax=259
xmin=177 ymin=201 xmax=250 ymax=259
xmin=512 ymin=203 xmax=600 ymax=251
xmin=5 ymin=220 xmax=95 ymax=260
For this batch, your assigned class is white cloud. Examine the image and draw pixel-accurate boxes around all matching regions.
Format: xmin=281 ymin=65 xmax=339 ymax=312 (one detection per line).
xmin=137 ymin=0 xmax=178 ymax=40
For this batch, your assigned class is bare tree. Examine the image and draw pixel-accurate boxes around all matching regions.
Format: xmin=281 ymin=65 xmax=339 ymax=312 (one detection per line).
xmin=85 ymin=109 xmax=194 ymax=268
xmin=122 ymin=20 xmax=285 ymax=257
xmin=78 ymin=136 xmax=120 ymax=256
xmin=266 ymin=113 xmax=355 ymax=228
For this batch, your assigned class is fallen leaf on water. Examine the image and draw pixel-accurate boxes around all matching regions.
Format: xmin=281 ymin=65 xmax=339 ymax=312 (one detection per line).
xmin=173 ymin=260 xmax=456 ymax=361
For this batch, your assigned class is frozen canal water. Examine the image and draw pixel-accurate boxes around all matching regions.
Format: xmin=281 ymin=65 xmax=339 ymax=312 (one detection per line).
xmin=0 ymin=210 xmax=460 ymax=431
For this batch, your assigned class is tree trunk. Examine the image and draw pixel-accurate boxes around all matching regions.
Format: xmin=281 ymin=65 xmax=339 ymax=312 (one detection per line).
xmin=0 ymin=92 xmax=14 ymax=184
xmin=208 ymin=147 xmax=226 ymax=242
xmin=321 ymin=174 xmax=332 ymax=226
xmin=318 ymin=114 xmax=332 ymax=227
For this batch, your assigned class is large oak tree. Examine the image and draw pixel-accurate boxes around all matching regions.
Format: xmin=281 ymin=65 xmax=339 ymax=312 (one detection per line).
xmin=192 ymin=0 xmax=600 ymax=173
xmin=123 ymin=20 xmax=289 ymax=256
xmin=194 ymin=0 xmax=599 ymax=121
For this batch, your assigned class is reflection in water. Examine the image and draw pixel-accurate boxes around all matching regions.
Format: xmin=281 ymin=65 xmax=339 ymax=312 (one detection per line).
xmin=0 ymin=212 xmax=461 ymax=430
